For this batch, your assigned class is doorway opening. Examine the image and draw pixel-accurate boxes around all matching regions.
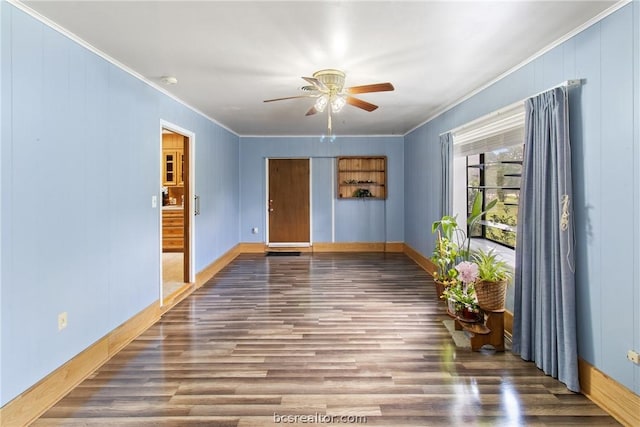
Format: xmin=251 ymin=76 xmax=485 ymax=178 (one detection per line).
xmin=160 ymin=125 xmax=194 ymax=304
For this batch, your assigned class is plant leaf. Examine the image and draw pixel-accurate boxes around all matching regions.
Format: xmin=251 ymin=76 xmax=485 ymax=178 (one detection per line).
xmin=485 ymin=198 xmax=498 ymax=211
xmin=470 ymin=192 xmax=483 ymax=217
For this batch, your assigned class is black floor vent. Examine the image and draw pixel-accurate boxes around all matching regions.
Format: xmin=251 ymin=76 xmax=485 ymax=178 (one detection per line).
xmin=265 ymin=251 xmax=302 ymax=256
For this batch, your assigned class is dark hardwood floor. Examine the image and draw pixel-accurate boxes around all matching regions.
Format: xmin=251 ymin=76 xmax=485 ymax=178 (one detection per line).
xmin=34 ymin=253 xmax=619 ymax=426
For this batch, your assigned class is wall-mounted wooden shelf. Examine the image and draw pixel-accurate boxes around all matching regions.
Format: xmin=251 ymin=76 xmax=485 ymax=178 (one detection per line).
xmin=337 ymin=156 xmax=387 ymax=199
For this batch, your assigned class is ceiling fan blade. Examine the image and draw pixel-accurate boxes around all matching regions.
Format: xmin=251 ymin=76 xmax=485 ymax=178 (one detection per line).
xmin=302 ymin=76 xmax=328 ymax=92
xmin=305 ymin=105 xmax=319 ymax=116
xmin=346 ymin=96 xmax=379 ymax=112
xmin=263 ymin=94 xmax=315 ymax=103
xmin=346 ymin=82 xmax=395 ymax=94
xmin=301 ymin=85 xmax=319 ymax=92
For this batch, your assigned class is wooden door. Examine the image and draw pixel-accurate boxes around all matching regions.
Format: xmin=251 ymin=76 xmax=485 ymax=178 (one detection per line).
xmin=268 ymin=159 xmax=310 ymax=244
xmin=181 ymin=134 xmax=190 ymax=282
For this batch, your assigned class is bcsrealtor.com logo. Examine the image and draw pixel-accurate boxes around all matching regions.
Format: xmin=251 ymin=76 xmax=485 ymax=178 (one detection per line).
xmin=273 ymin=413 xmax=368 ymax=424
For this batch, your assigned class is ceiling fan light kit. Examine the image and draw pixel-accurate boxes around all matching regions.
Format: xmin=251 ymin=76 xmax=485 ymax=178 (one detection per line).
xmin=330 ymin=95 xmax=346 ymax=113
xmin=314 ymin=95 xmax=329 ymax=113
xmin=264 ymin=69 xmax=394 ymax=136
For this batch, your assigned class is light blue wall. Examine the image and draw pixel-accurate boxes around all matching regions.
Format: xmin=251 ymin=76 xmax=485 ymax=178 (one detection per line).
xmin=405 ymin=3 xmax=640 ymax=395
xmin=239 ymin=136 xmax=404 ymax=244
xmin=0 ymin=3 xmax=239 ymax=405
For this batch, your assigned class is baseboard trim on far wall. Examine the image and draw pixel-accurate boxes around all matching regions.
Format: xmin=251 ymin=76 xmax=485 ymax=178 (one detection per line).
xmin=313 ymin=242 xmax=404 ymax=252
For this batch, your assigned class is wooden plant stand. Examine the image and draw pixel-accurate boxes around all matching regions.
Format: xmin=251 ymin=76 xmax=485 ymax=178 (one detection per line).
xmin=453 ymin=309 xmax=505 ymax=351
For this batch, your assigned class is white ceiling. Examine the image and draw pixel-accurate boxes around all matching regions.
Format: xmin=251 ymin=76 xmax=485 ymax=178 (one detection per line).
xmin=21 ymin=0 xmax=621 ymax=136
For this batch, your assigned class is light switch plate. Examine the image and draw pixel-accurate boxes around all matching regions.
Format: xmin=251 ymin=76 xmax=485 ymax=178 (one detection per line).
xmin=151 ymin=195 xmax=158 ymax=208
xmin=58 ymin=312 xmax=68 ymax=331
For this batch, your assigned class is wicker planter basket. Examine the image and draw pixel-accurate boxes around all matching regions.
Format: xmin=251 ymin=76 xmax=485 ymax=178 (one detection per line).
xmin=474 ymin=279 xmax=507 ymax=311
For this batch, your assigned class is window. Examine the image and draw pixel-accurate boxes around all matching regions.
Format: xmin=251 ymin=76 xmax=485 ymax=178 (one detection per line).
xmin=466 ymin=146 xmax=522 ymax=248
xmin=451 ymin=102 xmax=525 ymax=249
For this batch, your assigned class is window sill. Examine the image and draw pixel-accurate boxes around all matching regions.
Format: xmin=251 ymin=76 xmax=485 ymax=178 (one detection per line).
xmin=469 ymin=238 xmax=515 ymax=269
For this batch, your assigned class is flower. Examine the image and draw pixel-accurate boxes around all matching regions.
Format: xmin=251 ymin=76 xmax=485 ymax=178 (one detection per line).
xmin=455 ymin=261 xmax=479 ymax=285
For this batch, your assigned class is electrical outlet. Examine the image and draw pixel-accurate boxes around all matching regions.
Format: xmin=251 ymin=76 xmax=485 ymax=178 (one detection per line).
xmin=252 ymin=227 xmax=259 ymax=234
xmin=627 ymin=350 xmax=640 ymax=365
xmin=58 ymin=312 xmax=68 ymax=331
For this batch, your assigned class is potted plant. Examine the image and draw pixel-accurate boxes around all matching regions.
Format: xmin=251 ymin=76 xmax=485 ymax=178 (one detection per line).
xmin=441 ymin=260 xmax=482 ymax=322
xmin=471 ymin=248 xmax=512 ymax=311
xmin=455 ymin=260 xmax=482 ymax=322
xmin=442 ymin=282 xmax=463 ymax=315
xmin=456 ymin=286 xmax=483 ymax=323
xmin=431 ymin=222 xmax=461 ymax=297
xmin=430 ymin=192 xmax=497 ymax=298
xmin=442 ymin=282 xmax=482 ymax=323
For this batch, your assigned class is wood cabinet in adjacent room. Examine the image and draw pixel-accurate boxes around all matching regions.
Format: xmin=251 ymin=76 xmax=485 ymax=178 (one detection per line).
xmin=162 ymin=133 xmax=184 ymax=187
xmin=162 ymin=150 xmax=179 ymax=186
xmin=162 ymin=208 xmax=184 ymax=252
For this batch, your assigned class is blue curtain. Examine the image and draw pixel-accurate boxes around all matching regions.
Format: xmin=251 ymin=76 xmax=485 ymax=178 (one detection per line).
xmin=512 ymin=86 xmax=579 ymax=392
xmin=440 ymin=132 xmax=453 ymax=217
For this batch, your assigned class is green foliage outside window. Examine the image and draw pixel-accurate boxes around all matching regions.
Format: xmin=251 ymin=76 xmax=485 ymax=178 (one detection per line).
xmin=467 ymin=145 xmax=522 ymax=249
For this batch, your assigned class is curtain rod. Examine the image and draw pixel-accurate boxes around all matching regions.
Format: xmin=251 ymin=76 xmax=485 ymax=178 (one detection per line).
xmin=441 ymin=79 xmax=583 ymax=137
xmin=531 ymin=79 xmax=582 ymax=99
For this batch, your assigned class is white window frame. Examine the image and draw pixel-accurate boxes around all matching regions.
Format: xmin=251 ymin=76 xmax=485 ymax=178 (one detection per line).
xmin=451 ymin=101 xmax=525 ymax=258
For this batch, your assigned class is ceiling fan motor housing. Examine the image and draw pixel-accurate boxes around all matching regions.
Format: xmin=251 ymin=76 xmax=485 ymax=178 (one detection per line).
xmin=313 ymin=69 xmax=346 ymax=93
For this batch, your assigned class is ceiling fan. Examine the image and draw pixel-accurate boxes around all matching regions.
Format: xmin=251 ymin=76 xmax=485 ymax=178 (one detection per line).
xmin=263 ymin=69 xmax=394 ymax=135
